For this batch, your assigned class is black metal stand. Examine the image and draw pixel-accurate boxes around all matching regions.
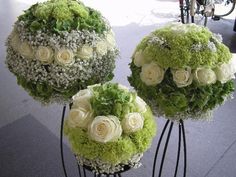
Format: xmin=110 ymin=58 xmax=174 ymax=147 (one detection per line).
xmin=60 ymin=105 xmax=123 ymax=177
xmin=152 ymin=119 xmax=187 ymax=177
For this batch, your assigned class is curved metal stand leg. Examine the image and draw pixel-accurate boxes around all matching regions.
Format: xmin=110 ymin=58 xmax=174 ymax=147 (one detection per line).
xmin=152 ymin=119 xmax=187 ymax=177
xmin=60 ymin=105 xmax=68 ymax=177
xmin=158 ymin=122 xmax=174 ymax=177
xmin=180 ymin=120 xmax=187 ymax=177
xmin=83 ymin=167 xmax=87 ymax=177
xmin=152 ymin=120 xmax=170 ymax=177
xmin=77 ymin=165 xmax=82 ymax=177
xmin=174 ymin=123 xmax=182 ymax=177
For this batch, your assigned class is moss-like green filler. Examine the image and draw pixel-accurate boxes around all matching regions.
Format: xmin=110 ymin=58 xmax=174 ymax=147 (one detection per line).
xmin=128 ymin=62 xmax=234 ymax=118
xmin=64 ymin=107 xmax=156 ymax=165
xmin=18 ymin=0 xmax=107 ymax=34
xmin=135 ymin=24 xmax=232 ymax=69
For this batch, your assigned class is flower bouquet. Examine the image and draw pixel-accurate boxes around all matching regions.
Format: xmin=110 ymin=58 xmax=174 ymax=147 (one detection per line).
xmin=128 ymin=23 xmax=236 ymax=121
xmin=6 ymin=0 xmax=118 ymax=104
xmin=64 ymin=83 xmax=156 ymax=174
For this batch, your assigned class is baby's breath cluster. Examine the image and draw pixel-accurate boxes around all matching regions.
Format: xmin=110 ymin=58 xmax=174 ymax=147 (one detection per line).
xmin=5 ymin=0 xmax=118 ymax=104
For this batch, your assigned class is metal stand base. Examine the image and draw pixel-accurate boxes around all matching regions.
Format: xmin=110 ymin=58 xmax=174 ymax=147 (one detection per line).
xmin=60 ymin=105 xmax=123 ymax=177
xmin=152 ymin=119 xmax=187 ymax=177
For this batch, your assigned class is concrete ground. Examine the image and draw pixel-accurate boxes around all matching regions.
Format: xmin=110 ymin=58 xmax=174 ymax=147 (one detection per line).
xmin=0 ymin=0 xmax=236 ymax=177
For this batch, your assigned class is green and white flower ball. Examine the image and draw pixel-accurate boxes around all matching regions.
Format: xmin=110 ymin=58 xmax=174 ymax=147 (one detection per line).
xmin=128 ymin=23 xmax=236 ymax=121
xmin=64 ymin=83 xmax=156 ymax=174
xmin=6 ymin=0 xmax=118 ymax=104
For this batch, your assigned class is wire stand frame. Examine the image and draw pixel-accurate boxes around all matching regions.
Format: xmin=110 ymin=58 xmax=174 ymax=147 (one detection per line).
xmin=60 ymin=105 xmax=123 ymax=177
xmin=152 ymin=119 xmax=187 ymax=177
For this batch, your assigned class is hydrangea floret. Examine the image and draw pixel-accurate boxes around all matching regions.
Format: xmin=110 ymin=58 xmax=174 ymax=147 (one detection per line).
xmin=5 ymin=0 xmax=118 ymax=104
xmin=64 ymin=83 xmax=156 ymax=174
xmin=128 ymin=23 xmax=235 ymax=120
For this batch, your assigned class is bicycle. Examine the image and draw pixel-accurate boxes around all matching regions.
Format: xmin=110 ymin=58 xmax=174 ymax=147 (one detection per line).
xmin=179 ymin=0 xmax=236 ymax=26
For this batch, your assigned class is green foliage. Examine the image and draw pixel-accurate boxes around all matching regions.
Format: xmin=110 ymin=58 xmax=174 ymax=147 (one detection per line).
xmin=18 ymin=0 xmax=107 ymax=34
xmin=128 ymin=62 xmax=235 ymax=118
xmin=64 ymin=107 xmax=156 ymax=164
xmin=135 ymin=24 xmax=232 ymax=68
xmin=90 ymin=83 xmax=137 ymax=119
xmin=15 ymin=72 xmax=114 ymax=103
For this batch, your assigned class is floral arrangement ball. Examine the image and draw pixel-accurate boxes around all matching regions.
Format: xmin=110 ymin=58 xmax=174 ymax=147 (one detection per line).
xmin=6 ymin=0 xmax=118 ymax=104
xmin=128 ymin=23 xmax=236 ymax=121
xmin=64 ymin=83 xmax=156 ymax=174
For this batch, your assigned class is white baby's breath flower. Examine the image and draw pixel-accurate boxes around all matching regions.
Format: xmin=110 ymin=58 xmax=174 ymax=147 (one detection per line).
xmin=35 ymin=46 xmax=54 ymax=64
xmin=133 ymin=50 xmax=148 ymax=67
xmin=67 ymin=108 xmax=93 ymax=129
xmin=171 ymin=67 xmax=193 ymax=88
xmin=140 ymin=62 xmax=165 ymax=86
xmin=18 ymin=41 xmax=34 ymax=59
xmin=212 ymin=33 xmax=223 ymax=43
xmin=194 ymin=67 xmax=216 ymax=85
xmin=89 ymin=115 xmax=122 ymax=143
xmin=135 ymin=96 xmax=147 ymax=113
xmin=207 ymin=41 xmax=217 ymax=52
xmin=122 ymin=113 xmax=144 ymax=134
xmin=96 ymin=41 xmax=108 ymax=56
xmin=55 ymin=48 xmax=74 ymax=66
xmin=77 ymin=45 xmax=93 ymax=60
xmin=10 ymin=31 xmax=20 ymax=52
xmin=105 ymin=31 xmax=116 ymax=50
xmin=214 ymin=59 xmax=236 ymax=83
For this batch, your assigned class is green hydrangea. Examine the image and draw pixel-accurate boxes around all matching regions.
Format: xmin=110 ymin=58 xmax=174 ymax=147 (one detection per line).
xmin=18 ymin=0 xmax=107 ymax=34
xmin=135 ymin=23 xmax=231 ymax=69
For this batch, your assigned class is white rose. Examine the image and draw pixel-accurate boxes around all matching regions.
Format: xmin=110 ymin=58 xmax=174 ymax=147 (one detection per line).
xmin=135 ymin=96 xmax=147 ymax=113
xmin=214 ymin=61 xmax=236 ymax=83
xmin=87 ymin=83 xmax=101 ymax=89
xmin=122 ymin=113 xmax=144 ymax=134
xmin=133 ymin=50 xmax=148 ymax=67
xmin=96 ymin=41 xmax=108 ymax=56
xmin=67 ymin=108 xmax=93 ymax=129
xmin=35 ymin=46 xmax=54 ymax=64
xmin=55 ymin=48 xmax=74 ymax=66
xmin=194 ymin=67 xmax=216 ymax=85
xmin=171 ymin=67 xmax=193 ymax=88
xmin=140 ymin=62 xmax=165 ymax=86
xmin=105 ymin=31 xmax=116 ymax=50
xmin=118 ymin=84 xmax=129 ymax=91
xmin=72 ymin=89 xmax=93 ymax=102
xmin=72 ymin=98 xmax=93 ymax=112
xmin=89 ymin=115 xmax=122 ymax=143
xmin=77 ymin=45 xmax=93 ymax=60
xmin=18 ymin=41 xmax=34 ymax=59
xmin=10 ymin=31 xmax=20 ymax=52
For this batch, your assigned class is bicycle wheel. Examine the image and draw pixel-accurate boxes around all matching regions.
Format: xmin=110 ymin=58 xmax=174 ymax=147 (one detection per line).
xmin=213 ymin=0 xmax=235 ymax=18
